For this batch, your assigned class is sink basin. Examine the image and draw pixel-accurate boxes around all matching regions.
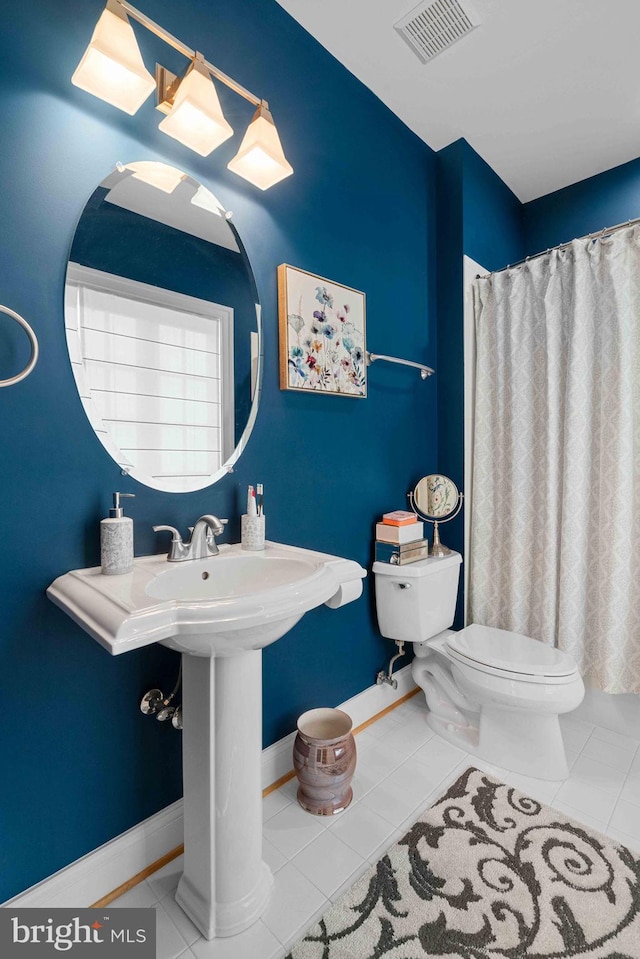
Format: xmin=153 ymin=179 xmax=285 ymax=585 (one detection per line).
xmin=47 ymin=539 xmax=365 ymax=941
xmin=47 ymin=540 xmax=365 ymax=657
xmin=146 ymin=553 xmax=320 ymax=601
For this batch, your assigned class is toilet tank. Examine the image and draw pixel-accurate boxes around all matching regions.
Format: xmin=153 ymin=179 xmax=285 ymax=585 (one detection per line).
xmin=372 ymin=552 xmax=462 ymax=643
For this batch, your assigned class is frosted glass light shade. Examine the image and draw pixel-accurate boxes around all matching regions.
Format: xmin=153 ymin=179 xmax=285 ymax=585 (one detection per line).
xmin=159 ymin=56 xmax=233 ymax=157
xmin=227 ymin=102 xmax=293 ymax=191
xmin=71 ymin=0 xmax=155 ymax=115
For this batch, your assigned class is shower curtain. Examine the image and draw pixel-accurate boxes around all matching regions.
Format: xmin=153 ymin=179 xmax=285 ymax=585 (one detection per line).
xmin=469 ymin=227 xmax=640 ymax=693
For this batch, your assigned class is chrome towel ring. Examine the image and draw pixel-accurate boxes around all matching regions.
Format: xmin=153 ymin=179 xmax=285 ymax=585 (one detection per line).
xmin=0 ymin=304 xmax=39 ymax=387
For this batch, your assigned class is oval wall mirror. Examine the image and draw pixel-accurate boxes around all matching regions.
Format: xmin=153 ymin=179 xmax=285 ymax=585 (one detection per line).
xmin=409 ymin=474 xmax=463 ymax=557
xmin=64 ymin=161 xmax=261 ymax=493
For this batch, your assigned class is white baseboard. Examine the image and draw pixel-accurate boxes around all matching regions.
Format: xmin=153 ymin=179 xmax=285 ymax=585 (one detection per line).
xmin=4 ymin=665 xmax=417 ymax=909
xmin=3 ymin=800 xmax=185 ymax=909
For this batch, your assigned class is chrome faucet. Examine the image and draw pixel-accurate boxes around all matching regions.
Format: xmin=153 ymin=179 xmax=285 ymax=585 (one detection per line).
xmin=153 ymin=515 xmax=227 ymax=562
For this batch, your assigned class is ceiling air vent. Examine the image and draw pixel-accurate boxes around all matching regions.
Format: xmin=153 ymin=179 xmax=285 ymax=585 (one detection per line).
xmin=395 ymin=0 xmax=481 ymax=64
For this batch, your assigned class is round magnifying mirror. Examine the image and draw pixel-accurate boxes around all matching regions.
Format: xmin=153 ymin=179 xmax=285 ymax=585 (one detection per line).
xmin=64 ymin=161 xmax=261 ymax=492
xmin=410 ymin=474 xmax=462 ymax=556
xmin=414 ymin=474 xmax=460 ymax=520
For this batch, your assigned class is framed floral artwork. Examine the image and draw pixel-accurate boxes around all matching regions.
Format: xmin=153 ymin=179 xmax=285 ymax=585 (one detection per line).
xmin=278 ymin=264 xmax=367 ymax=397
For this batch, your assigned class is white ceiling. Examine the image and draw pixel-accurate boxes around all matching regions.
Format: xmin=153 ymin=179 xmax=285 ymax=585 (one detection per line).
xmin=275 ymin=0 xmax=640 ymax=202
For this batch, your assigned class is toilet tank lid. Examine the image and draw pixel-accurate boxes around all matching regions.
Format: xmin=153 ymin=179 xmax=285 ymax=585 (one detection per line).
xmin=446 ymin=624 xmax=577 ymax=677
xmin=372 ymin=552 xmax=462 ymax=577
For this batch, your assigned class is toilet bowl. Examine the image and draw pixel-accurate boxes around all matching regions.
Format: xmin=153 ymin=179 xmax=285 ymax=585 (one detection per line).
xmin=373 ymin=553 xmax=584 ymax=781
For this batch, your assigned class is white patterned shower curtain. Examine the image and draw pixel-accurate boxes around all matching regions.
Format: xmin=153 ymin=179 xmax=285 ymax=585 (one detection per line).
xmin=469 ymin=227 xmax=640 ymax=693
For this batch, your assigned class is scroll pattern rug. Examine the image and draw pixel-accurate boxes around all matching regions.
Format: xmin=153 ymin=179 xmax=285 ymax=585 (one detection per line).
xmin=286 ymin=766 xmax=640 ymax=959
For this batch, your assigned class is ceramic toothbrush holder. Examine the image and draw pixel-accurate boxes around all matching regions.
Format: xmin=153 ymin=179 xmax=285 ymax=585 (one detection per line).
xmin=241 ymin=514 xmax=265 ymax=550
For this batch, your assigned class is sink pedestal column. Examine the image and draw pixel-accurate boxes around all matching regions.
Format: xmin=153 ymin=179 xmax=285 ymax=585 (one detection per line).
xmin=175 ymin=650 xmax=273 ymax=939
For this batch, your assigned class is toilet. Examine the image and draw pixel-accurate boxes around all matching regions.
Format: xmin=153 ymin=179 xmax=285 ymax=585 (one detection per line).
xmin=373 ymin=552 xmax=584 ymax=781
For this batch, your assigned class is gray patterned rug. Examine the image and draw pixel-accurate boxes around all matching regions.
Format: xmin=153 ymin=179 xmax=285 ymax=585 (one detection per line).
xmin=286 ymin=766 xmax=640 ymax=959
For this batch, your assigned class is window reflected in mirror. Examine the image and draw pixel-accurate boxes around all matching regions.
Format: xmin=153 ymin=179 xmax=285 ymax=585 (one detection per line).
xmin=64 ymin=162 xmax=261 ymax=492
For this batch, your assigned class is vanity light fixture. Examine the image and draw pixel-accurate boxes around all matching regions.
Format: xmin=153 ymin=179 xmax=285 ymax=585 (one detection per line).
xmin=73 ymin=0 xmax=293 ymax=189
xmin=158 ymin=54 xmax=233 ymax=157
xmin=71 ymin=0 xmax=156 ymax=115
xmin=227 ymin=100 xmax=294 ymax=191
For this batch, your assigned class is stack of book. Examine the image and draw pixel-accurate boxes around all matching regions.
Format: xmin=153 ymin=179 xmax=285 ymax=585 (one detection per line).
xmin=374 ymin=510 xmax=429 ymax=565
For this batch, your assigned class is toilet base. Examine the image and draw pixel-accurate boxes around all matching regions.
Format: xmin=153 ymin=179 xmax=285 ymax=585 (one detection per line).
xmin=424 ymin=703 xmax=568 ymax=781
xmin=412 ymin=639 xmax=578 ymax=782
xmin=477 ymin=706 xmax=568 ymax=780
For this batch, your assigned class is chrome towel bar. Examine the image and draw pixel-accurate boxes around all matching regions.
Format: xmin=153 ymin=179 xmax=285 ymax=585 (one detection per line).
xmin=0 ymin=304 xmax=39 ymax=387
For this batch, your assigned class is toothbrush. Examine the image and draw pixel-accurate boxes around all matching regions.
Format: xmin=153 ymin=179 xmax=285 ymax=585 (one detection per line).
xmin=256 ymin=483 xmax=263 ymax=516
xmin=247 ymin=485 xmax=257 ymax=516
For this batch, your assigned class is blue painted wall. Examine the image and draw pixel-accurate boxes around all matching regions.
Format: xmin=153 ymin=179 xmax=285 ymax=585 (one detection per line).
xmin=0 ymin=0 xmax=437 ymax=900
xmin=524 ymin=154 xmax=640 ymax=253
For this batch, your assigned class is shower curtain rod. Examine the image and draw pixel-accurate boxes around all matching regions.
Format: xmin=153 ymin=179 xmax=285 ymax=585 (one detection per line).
xmin=479 ymin=213 xmax=640 ymax=278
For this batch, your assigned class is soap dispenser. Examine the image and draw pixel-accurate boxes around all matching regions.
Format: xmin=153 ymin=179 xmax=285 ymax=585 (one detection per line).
xmin=101 ymin=492 xmax=135 ymax=575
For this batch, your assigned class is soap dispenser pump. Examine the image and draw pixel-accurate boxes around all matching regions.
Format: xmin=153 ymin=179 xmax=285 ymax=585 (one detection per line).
xmin=101 ymin=492 xmax=135 ymax=575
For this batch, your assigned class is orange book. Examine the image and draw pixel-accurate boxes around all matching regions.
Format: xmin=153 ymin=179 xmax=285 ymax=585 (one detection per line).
xmin=381 ymin=510 xmax=418 ymax=527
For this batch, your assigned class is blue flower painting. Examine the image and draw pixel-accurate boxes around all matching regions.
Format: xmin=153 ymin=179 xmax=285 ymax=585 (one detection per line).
xmin=278 ymin=265 xmax=367 ymax=397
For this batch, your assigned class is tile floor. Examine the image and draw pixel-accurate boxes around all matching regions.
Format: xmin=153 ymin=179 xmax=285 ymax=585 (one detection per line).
xmin=110 ymin=696 xmax=640 ymax=959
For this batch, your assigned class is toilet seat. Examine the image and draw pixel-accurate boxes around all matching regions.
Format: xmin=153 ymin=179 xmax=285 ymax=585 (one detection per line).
xmin=445 ymin=624 xmax=579 ymax=685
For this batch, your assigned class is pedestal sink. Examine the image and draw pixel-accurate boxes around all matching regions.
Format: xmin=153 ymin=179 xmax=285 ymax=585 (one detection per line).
xmin=47 ymin=541 xmax=366 ymax=939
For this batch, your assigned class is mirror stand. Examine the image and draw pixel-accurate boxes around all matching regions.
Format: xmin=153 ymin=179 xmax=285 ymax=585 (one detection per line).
xmin=408 ymin=475 xmax=463 ymax=556
xmin=430 ymin=521 xmax=450 ymax=558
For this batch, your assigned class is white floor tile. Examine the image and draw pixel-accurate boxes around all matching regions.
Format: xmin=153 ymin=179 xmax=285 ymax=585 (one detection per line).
xmin=608 ymin=799 xmax=640 ymax=842
xmin=366 ymin=826 xmax=405 ymax=864
xmin=376 ymin=711 xmax=434 ymax=758
xmin=147 ymin=855 xmax=183 ymax=902
xmin=154 ymin=900 xmax=191 ymax=959
xmin=263 ymin=836 xmax=288 ymax=873
xmin=505 ymin=771 xmax=563 ymax=806
xmin=620 ymin=772 xmax=640 ymax=808
xmin=291 ymin=830 xmax=365 ymax=898
xmin=590 ymin=726 xmax=640 ymax=752
xmin=360 ymin=710 xmax=403 ymax=738
xmin=359 ymin=758 xmax=447 ymax=827
xmin=581 ymin=736 xmax=636 ymax=773
xmin=469 ymin=757 xmax=512 ymax=781
xmin=553 ymin=778 xmax=618 ymax=823
xmin=261 ymin=863 xmax=327 ymax=947
xmin=349 ymin=737 xmax=408 ymax=799
xmin=411 ymin=734 xmax=469 ymax=782
xmin=329 ymin=802 xmax=397 ymax=859
xmin=262 ymin=800 xmax=327 ymax=861
xmin=263 ymin=784 xmax=294 ymax=822
xmin=161 ymin=891 xmax=201 ymax=947
xmin=559 ymin=717 xmax=594 ymax=749
xmin=328 ymin=859 xmax=372 ymax=904
xmin=569 ymin=754 xmax=627 ymax=797
xmin=109 ymin=879 xmax=160 ymax=908
xmin=189 ymin=920 xmax=282 ymax=959
xmin=607 ymin=827 xmax=640 ymax=854
xmin=550 ymin=801 xmax=608 ymax=837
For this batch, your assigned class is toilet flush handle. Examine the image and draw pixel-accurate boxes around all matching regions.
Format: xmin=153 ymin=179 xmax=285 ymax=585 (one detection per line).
xmin=395 ymin=582 xmax=412 ymax=589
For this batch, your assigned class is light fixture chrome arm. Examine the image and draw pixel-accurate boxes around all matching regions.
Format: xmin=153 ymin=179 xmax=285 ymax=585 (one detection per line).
xmin=118 ymin=0 xmax=261 ymax=106
xmin=365 ymin=351 xmax=434 ymax=380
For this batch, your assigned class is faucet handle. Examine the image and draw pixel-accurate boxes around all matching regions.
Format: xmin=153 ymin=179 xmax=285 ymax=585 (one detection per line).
xmin=153 ymin=525 xmax=187 ymax=562
xmin=153 ymin=525 xmax=183 ymax=543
